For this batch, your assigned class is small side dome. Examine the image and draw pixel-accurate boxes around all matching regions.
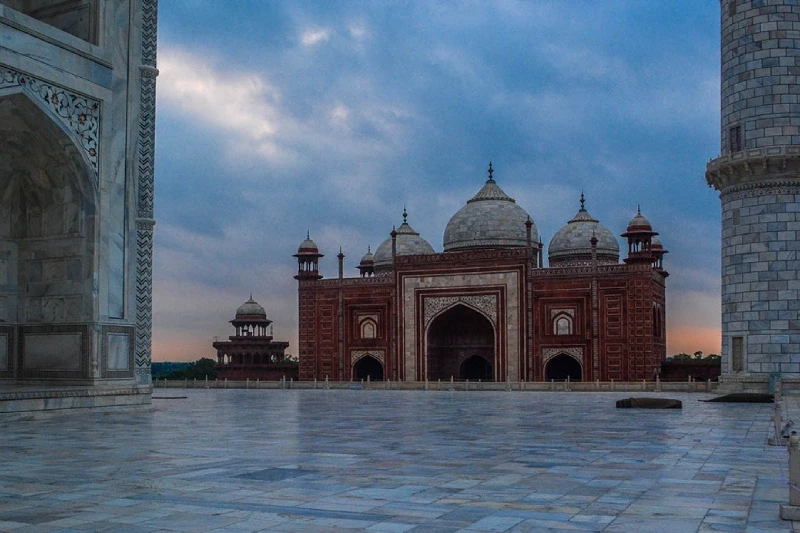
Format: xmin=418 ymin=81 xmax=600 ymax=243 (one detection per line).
xmin=626 ymin=207 xmax=653 ymax=233
xmin=443 ymin=163 xmax=537 ymax=251
xmin=651 ymin=235 xmax=664 ymax=251
xmin=236 ymin=295 xmax=267 ymax=319
xmin=548 ymin=193 xmax=619 ymax=266
xmin=296 ymin=232 xmax=319 ymax=254
xmin=359 ymin=246 xmax=374 ymax=266
xmin=373 ymin=209 xmax=435 ymax=272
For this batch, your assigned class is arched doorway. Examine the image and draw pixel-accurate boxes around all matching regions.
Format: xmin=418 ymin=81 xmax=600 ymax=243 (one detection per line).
xmin=460 ymin=355 xmax=492 ymax=380
xmin=0 ymin=91 xmax=97 ymax=378
xmin=427 ymin=304 xmax=494 ymax=381
xmin=354 ymin=355 xmax=383 ymax=381
xmin=545 ymin=354 xmax=582 ymax=381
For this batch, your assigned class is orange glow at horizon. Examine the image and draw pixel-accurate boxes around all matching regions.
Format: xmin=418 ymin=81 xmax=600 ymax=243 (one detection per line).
xmin=667 ymin=326 xmax=721 ymax=356
xmin=152 ymin=325 xmax=723 ymax=362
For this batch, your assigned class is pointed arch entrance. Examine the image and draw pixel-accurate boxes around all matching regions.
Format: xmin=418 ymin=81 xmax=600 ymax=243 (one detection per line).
xmin=427 ymin=304 xmax=494 ymax=381
xmin=353 ymin=355 xmax=383 ymax=381
xmin=460 ymin=355 xmax=492 ymax=380
xmin=544 ymin=353 xmax=583 ymax=381
xmin=0 ymin=90 xmax=98 ymax=379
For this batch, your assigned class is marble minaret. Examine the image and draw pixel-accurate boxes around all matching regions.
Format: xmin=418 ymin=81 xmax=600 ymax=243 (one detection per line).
xmin=707 ymin=0 xmax=800 ymax=390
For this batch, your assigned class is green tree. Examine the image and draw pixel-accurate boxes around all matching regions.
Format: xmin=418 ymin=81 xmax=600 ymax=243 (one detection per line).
xmin=165 ymin=358 xmax=217 ymax=380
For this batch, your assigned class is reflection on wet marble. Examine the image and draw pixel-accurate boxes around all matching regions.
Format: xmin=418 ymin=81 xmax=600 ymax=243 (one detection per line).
xmin=0 ymin=390 xmax=798 ymax=532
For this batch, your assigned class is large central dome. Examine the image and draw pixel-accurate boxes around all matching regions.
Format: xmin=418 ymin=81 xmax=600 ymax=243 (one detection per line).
xmin=443 ymin=164 xmax=537 ymax=251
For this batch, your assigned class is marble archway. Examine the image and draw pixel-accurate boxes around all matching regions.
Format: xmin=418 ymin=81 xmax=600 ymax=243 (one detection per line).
xmin=0 ymin=90 xmax=97 ymax=378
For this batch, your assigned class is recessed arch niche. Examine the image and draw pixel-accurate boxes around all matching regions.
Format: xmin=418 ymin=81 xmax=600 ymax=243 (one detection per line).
xmin=0 ymin=90 xmax=97 ymax=376
xmin=426 ymin=304 xmax=495 ymax=381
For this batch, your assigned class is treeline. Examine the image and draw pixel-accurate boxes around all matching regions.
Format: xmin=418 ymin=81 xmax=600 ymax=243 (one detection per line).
xmin=668 ymin=351 xmax=720 ymax=361
xmin=152 ymin=358 xmax=217 ymax=379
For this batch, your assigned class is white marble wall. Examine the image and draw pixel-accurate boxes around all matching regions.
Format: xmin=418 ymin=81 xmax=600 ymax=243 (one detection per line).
xmin=0 ymin=1 xmax=146 ymax=383
xmin=401 ymin=271 xmax=522 ymax=381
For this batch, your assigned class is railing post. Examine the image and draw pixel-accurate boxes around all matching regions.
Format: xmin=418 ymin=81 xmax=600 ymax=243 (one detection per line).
xmin=656 ymin=374 xmax=661 ymax=392
xmin=438 ymin=378 xmax=441 ymax=391
xmin=325 ymin=375 xmax=329 ymax=389
xmin=780 ymin=433 xmax=800 ymax=519
xmin=770 ymin=399 xmax=785 ymax=446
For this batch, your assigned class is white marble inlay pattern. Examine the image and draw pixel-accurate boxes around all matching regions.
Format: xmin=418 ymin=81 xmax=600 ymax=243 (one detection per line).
xmin=542 ymin=347 xmax=583 ymax=364
xmin=352 ymin=350 xmax=385 ymax=365
xmin=0 ymin=67 xmax=99 ymax=175
xmin=403 ymin=271 xmax=520 ymax=381
xmin=423 ymin=295 xmax=497 ymax=329
xmin=108 ymin=333 xmax=130 ymax=370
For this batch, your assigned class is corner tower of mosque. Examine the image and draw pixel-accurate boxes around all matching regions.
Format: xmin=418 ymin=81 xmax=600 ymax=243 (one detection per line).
xmin=295 ymin=164 xmax=668 ymax=383
xmin=706 ymin=0 xmax=800 ymax=389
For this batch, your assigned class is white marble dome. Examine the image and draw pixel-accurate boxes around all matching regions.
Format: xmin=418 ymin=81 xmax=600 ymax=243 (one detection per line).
xmin=296 ymin=234 xmax=319 ymax=254
xmin=548 ymin=195 xmax=619 ymax=266
xmin=236 ymin=295 xmax=267 ymax=318
xmin=443 ymin=166 xmax=537 ymax=251
xmin=373 ymin=211 xmax=435 ymax=272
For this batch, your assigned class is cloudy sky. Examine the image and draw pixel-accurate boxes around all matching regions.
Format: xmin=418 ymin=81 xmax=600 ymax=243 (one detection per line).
xmin=152 ymin=1 xmax=722 ymax=362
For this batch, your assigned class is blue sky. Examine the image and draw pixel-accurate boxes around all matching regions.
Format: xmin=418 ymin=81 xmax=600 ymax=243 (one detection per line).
xmin=152 ymin=1 xmax=723 ymax=361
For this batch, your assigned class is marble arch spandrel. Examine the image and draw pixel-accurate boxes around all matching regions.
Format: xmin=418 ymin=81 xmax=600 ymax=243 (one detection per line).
xmin=401 ymin=271 xmax=522 ymax=381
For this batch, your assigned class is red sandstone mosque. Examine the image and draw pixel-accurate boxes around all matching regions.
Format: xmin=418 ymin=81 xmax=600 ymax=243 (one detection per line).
xmin=295 ymin=164 xmax=668 ymax=383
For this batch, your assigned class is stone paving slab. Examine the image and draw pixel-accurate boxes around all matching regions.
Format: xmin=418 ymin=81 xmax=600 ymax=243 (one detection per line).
xmin=1 ymin=390 xmax=800 ymax=531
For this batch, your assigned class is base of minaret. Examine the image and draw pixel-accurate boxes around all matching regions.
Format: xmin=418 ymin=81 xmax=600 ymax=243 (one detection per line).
xmin=717 ymin=373 xmax=800 ymax=394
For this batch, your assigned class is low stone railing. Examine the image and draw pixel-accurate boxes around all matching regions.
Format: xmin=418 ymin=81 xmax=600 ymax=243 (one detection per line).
xmin=153 ymin=377 xmax=720 ymax=393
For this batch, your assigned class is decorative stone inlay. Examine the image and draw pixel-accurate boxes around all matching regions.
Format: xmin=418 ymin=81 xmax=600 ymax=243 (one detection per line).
xmin=352 ymin=350 xmax=384 ymax=365
xmin=706 ymin=146 xmax=800 ymax=192
xmin=135 ymin=0 xmax=159 ymax=382
xmin=424 ymin=295 xmax=497 ymax=329
xmin=0 ymin=66 xmax=100 ymax=175
xmin=542 ymin=347 xmax=583 ymax=364
xmin=550 ymin=308 xmax=575 ymax=319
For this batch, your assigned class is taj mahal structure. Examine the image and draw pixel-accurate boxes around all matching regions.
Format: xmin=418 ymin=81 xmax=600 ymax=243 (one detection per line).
xmin=0 ymin=1 xmax=157 ymax=411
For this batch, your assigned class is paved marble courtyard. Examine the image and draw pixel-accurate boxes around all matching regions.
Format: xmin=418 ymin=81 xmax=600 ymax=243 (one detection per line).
xmin=0 ymin=390 xmax=798 ymax=532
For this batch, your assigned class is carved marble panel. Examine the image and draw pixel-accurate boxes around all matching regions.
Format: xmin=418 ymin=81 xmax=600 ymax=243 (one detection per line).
xmin=352 ymin=350 xmax=384 ymax=365
xmin=0 ymin=66 xmax=100 ymax=177
xmin=423 ymin=295 xmax=497 ymax=329
xmin=542 ymin=347 xmax=583 ymax=364
xmin=23 ymin=333 xmax=81 ymax=370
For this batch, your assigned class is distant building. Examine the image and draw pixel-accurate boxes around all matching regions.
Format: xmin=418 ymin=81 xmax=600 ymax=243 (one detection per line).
xmin=295 ymin=165 xmax=669 ymax=382
xmin=213 ymin=296 xmax=297 ymax=381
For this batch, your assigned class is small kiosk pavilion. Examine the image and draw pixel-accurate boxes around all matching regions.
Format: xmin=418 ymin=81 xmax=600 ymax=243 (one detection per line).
xmin=213 ymin=296 xmax=297 ymax=381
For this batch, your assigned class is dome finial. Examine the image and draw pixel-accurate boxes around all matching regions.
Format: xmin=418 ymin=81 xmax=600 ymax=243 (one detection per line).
xmin=403 ymin=206 xmax=408 ymax=224
xmin=637 ymin=204 xmax=641 ymax=215
xmin=306 ymin=230 xmax=310 ymax=239
xmin=580 ymin=191 xmax=586 ymax=211
xmin=249 ymin=292 xmax=253 ymax=301
xmin=367 ymin=244 xmax=371 ymax=253
xmin=487 ymin=161 xmax=494 ymax=182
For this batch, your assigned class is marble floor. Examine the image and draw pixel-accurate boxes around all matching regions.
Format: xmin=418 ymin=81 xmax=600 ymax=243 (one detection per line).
xmin=0 ymin=390 xmax=798 ymax=532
